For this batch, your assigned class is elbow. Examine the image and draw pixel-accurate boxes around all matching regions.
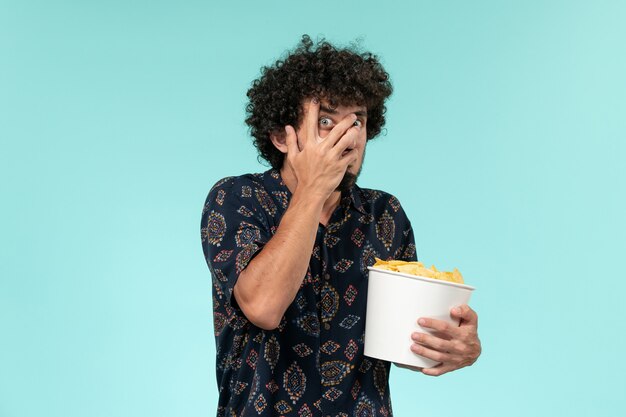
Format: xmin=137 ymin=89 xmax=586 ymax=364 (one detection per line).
xmin=233 ymin=281 xmax=283 ymax=331
xmin=248 ymin=311 xmax=282 ymax=331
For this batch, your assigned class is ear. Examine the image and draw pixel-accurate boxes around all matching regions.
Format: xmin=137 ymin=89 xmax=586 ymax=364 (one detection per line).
xmin=269 ymin=129 xmax=288 ymax=154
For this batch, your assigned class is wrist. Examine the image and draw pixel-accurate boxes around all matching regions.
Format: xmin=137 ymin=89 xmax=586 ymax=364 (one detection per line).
xmin=291 ymin=186 xmax=327 ymax=209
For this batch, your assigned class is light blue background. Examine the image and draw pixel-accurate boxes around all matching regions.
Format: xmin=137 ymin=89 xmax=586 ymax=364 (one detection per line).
xmin=1 ymin=1 xmax=625 ymax=416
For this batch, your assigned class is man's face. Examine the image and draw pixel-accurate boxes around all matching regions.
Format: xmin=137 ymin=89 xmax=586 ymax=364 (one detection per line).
xmin=296 ymin=100 xmax=368 ymax=192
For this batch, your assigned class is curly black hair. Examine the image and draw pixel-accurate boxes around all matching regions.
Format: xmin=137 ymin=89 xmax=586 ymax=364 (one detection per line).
xmin=245 ymin=35 xmax=393 ymax=169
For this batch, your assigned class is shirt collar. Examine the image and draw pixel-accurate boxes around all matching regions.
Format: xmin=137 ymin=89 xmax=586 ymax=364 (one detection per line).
xmin=342 ymin=183 xmax=367 ymax=215
xmin=264 ymin=169 xmax=367 ymax=215
xmin=262 ymin=169 xmax=290 ymax=197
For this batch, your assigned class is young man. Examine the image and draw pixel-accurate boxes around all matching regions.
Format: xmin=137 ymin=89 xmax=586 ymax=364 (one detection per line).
xmin=201 ymin=35 xmax=481 ymax=416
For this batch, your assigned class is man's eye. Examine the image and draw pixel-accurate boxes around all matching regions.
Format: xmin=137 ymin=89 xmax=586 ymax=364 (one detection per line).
xmin=319 ymin=117 xmax=333 ymax=128
xmin=353 ymin=119 xmax=363 ymax=127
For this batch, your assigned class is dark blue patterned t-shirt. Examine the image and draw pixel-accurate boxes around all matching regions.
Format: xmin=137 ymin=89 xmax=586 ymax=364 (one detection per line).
xmin=201 ymin=169 xmax=417 ymax=417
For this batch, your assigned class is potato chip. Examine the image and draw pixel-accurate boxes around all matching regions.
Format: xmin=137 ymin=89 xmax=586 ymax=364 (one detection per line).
xmin=372 ymin=258 xmax=464 ymax=284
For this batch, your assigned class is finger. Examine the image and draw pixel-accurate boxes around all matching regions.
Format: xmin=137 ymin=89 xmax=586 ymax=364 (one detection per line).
xmin=410 ymin=343 xmax=452 ymax=364
xmin=305 ymin=97 xmax=320 ymax=145
xmin=339 ymin=148 xmax=358 ymax=167
xmin=284 ymin=125 xmax=299 ymax=156
xmin=421 ymin=363 xmax=455 ymax=377
xmin=413 ymin=332 xmax=470 ymax=356
xmin=330 ymin=125 xmax=361 ymax=158
xmin=322 ymin=114 xmax=358 ymax=150
xmin=411 ymin=332 xmax=453 ymax=353
xmin=417 ymin=317 xmax=458 ymax=338
xmin=450 ymin=305 xmax=478 ymax=327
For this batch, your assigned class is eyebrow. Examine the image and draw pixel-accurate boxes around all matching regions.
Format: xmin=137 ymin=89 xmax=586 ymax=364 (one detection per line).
xmin=320 ymin=105 xmax=368 ymax=117
xmin=319 ymin=105 xmax=338 ymax=115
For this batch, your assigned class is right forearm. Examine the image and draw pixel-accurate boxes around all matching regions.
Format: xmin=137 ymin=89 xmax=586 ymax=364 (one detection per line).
xmin=234 ymin=98 xmax=360 ymax=329
xmin=233 ymin=187 xmax=324 ymax=329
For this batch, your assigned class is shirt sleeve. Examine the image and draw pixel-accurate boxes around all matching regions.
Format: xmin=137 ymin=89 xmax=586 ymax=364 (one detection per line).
xmin=200 ymin=177 xmax=272 ymax=310
xmin=399 ymin=219 xmax=418 ymax=262
xmin=389 ymin=194 xmax=418 ymax=262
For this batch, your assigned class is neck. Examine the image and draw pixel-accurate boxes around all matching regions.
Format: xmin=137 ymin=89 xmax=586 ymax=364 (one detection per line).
xmin=279 ymin=166 xmax=342 ymax=226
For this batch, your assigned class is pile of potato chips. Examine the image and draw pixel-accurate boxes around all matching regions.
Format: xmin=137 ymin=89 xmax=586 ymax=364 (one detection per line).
xmin=372 ymin=258 xmax=464 ymax=284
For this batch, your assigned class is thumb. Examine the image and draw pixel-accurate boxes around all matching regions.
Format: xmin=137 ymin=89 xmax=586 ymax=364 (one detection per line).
xmin=450 ymin=304 xmax=478 ymax=326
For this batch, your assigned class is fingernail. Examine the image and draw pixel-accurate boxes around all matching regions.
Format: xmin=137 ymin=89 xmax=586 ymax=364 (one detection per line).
xmin=454 ymin=307 xmax=462 ymax=314
xmin=312 ymin=97 xmax=319 ymax=104
xmin=411 ymin=333 xmax=420 ymax=341
xmin=418 ymin=318 xmax=426 ymax=326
